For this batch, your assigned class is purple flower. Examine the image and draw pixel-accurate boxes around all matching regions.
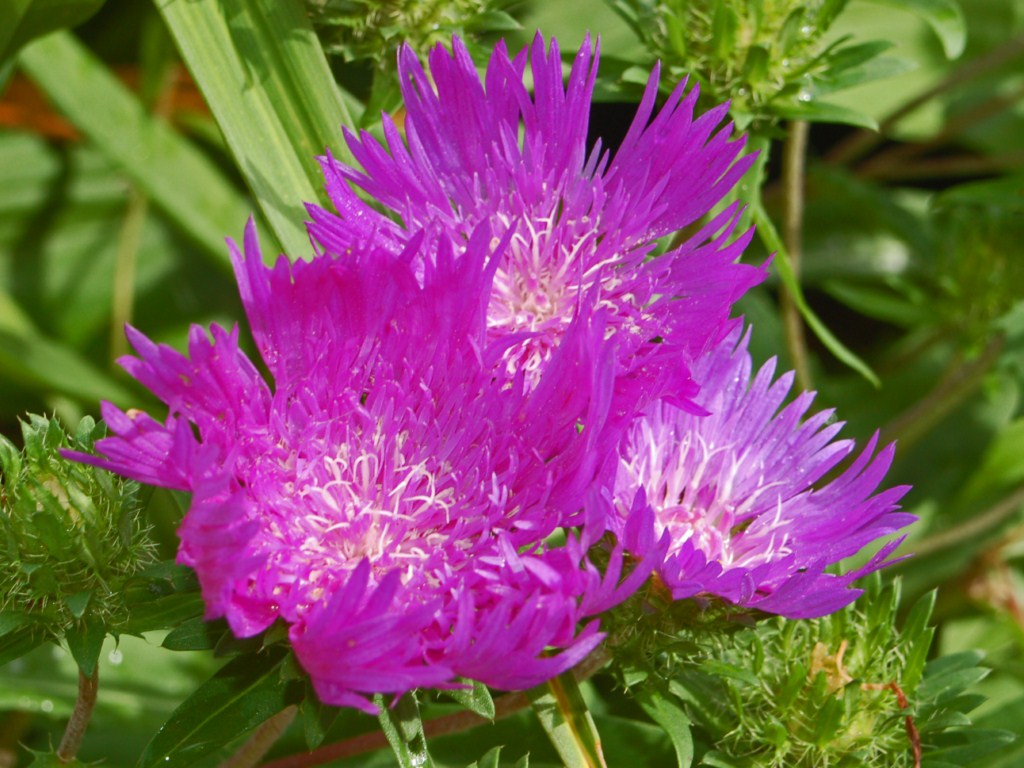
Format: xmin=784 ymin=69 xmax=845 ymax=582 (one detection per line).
xmin=70 ymin=223 xmax=643 ymax=710
xmin=611 ymin=330 xmax=914 ymax=619
xmin=308 ymin=34 xmax=764 ymax=403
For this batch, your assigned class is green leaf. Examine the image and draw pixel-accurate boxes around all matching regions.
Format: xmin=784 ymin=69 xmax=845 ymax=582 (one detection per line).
xmin=17 ymin=30 xmax=252 ymax=269
xmin=300 ymin=684 xmax=339 ymax=751
xmin=138 ymin=646 xmax=299 ymax=768
xmin=821 ymin=280 xmax=931 ymax=328
xmin=633 ymin=684 xmax=693 ymax=768
xmin=467 ymin=746 xmax=505 ymax=768
xmin=63 ymin=591 xmax=93 ymax=620
xmin=65 ymin=616 xmax=106 ymax=677
xmin=0 ymin=289 xmax=135 ymax=405
xmin=772 ymin=100 xmax=879 ymax=130
xmin=918 ymin=652 xmax=990 ymax=703
xmin=934 ymin=174 xmax=1024 ymax=211
xmin=750 ymin=202 xmax=880 ymax=386
xmin=161 ymin=617 xmax=228 ymax=652
xmin=375 ymin=691 xmax=436 ymax=768
xmin=0 ymin=0 xmax=104 ymax=62
xmin=528 ymin=673 xmax=607 ymax=768
xmin=155 ymin=0 xmax=359 ymax=259
xmin=444 ymin=679 xmax=496 ymax=720
xmin=0 ymin=624 xmax=47 ymax=666
xmin=119 ymin=591 xmax=205 ymax=635
xmin=865 ymin=0 xmax=966 ymax=58
xmin=955 ymin=418 xmax=1024 ymax=506
xmin=0 ymin=612 xmax=30 ymax=638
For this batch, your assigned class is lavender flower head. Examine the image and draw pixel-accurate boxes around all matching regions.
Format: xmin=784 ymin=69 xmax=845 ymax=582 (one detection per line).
xmin=309 ymin=34 xmax=765 ymax=404
xmin=612 ymin=330 xmax=914 ymax=619
xmin=71 ymin=224 xmax=646 ymax=710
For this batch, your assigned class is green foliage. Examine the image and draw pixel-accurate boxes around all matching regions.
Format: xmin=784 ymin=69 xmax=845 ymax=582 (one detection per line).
xmin=0 ymin=415 xmax=155 ymax=668
xmin=138 ymin=645 xmax=302 ymax=768
xmin=610 ymin=578 xmax=1005 ymax=767
xmin=307 ymin=0 xmax=521 ymax=124
xmin=608 ymin=0 xmax=878 ymax=128
xmin=307 ymin=0 xmax=519 ymax=63
xmin=154 ymin=0 xmax=360 ymax=260
xmin=0 ymin=0 xmax=105 ymax=63
xmin=376 ymin=691 xmax=436 ymax=768
xmin=528 ymin=673 xmax=607 ymax=768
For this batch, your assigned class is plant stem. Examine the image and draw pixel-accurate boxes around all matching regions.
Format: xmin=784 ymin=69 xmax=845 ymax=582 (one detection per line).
xmin=826 ymin=33 xmax=1024 ymax=167
xmin=259 ymin=647 xmax=612 ymax=768
xmin=911 ymin=484 xmax=1024 ymax=559
xmin=856 ymin=80 xmax=1024 ymax=179
xmin=780 ymin=119 xmax=812 ymax=392
xmin=110 ymin=187 xmax=148 ymax=361
xmin=56 ymin=667 xmax=99 ymax=763
xmin=220 ymin=706 xmax=298 ymax=768
xmin=881 ymin=335 xmax=1004 ymax=454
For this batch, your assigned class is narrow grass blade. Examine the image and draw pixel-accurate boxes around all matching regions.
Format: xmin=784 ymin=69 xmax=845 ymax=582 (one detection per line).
xmin=528 ymin=673 xmax=607 ymax=768
xmin=18 ymin=30 xmax=253 ymax=269
xmin=155 ymin=0 xmax=359 ymax=259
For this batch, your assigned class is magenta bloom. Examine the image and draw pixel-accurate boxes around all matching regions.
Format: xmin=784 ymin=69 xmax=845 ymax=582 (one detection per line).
xmin=612 ymin=331 xmax=913 ymax=619
xmin=309 ymin=34 xmax=764 ymax=402
xmin=72 ymin=224 xmax=645 ymax=710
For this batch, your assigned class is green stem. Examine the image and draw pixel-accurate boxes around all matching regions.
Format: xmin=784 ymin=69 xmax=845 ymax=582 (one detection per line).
xmin=56 ymin=667 xmax=98 ymax=762
xmin=881 ymin=335 xmax=1004 ymax=453
xmin=110 ymin=187 xmax=148 ymax=362
xmin=780 ymin=119 xmax=812 ymax=392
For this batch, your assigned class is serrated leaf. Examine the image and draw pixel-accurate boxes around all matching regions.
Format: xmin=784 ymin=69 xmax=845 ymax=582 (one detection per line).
xmin=444 ymin=679 xmax=496 ymax=720
xmin=155 ymin=0 xmax=358 ymax=259
xmin=65 ymin=616 xmax=105 ymax=677
xmin=138 ymin=646 xmax=299 ymax=768
xmin=0 ymin=0 xmax=104 ymax=62
xmin=375 ymin=691 xmax=435 ymax=768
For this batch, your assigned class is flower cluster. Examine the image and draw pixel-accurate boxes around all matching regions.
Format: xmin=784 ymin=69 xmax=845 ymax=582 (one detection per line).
xmin=71 ymin=34 xmax=910 ymax=709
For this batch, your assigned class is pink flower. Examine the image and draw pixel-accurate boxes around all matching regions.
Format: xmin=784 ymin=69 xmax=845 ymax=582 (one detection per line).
xmin=70 ymin=223 xmax=641 ymax=710
xmin=612 ymin=330 xmax=913 ymax=619
xmin=308 ymin=34 xmax=764 ymax=404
